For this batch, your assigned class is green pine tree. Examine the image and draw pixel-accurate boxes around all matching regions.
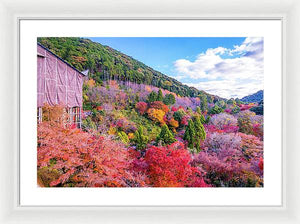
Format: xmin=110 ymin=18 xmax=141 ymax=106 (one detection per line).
xmin=183 ymin=120 xmax=196 ymax=149
xmin=156 ymin=124 xmax=176 ymax=146
xmin=209 ymin=104 xmax=223 ymax=115
xmin=196 ymin=106 xmax=202 ymax=115
xmin=157 ymin=89 xmax=164 ymax=101
xmin=200 ymin=114 xmax=206 ymax=124
xmin=163 ymin=93 xmax=176 ymax=105
xmin=194 ymin=117 xmax=206 ymax=152
xmin=133 ymin=126 xmax=149 ymax=150
xmin=199 ymin=94 xmax=208 ymax=112
xmin=148 ymin=91 xmax=158 ymax=103
xmin=205 ymin=115 xmax=211 ymax=124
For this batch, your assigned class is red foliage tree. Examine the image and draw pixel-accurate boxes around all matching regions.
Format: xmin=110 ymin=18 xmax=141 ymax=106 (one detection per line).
xmin=252 ymin=123 xmax=263 ymax=140
xmin=180 ymin=115 xmax=190 ymax=126
xmin=150 ymin=101 xmax=169 ymax=113
xmin=37 ymin=122 xmax=146 ymax=187
xmin=171 ymin=106 xmax=178 ymax=112
xmin=144 ymin=142 xmax=209 ymax=187
xmin=135 ymin=101 xmax=148 ymax=115
xmin=239 ymin=104 xmax=254 ymax=111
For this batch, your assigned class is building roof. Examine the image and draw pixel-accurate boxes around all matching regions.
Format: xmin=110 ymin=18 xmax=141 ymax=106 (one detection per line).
xmin=81 ymin=69 xmax=89 ymax=76
xmin=37 ymin=42 xmax=86 ymax=77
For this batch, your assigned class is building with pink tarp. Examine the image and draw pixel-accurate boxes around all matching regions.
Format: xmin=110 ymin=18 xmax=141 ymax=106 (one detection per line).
xmin=37 ymin=43 xmax=87 ymax=127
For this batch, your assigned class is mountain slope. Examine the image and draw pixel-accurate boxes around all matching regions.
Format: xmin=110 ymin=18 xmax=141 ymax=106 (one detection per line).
xmin=241 ymin=90 xmax=263 ymax=103
xmin=37 ymin=37 xmax=220 ymax=100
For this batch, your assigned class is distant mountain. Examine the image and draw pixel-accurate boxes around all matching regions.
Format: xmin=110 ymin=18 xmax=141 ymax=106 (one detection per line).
xmin=37 ymin=37 xmax=221 ymax=101
xmin=241 ymin=90 xmax=263 ymax=103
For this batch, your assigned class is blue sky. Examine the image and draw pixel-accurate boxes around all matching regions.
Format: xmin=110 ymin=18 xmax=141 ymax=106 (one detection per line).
xmin=88 ymin=37 xmax=263 ymax=99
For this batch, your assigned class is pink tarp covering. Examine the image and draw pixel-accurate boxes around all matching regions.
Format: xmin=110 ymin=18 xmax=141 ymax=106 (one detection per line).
xmin=37 ymin=44 xmax=84 ymax=108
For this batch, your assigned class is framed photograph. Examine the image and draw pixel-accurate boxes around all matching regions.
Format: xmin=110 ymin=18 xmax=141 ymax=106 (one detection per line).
xmin=1 ymin=0 xmax=299 ymax=223
xmin=20 ymin=19 xmax=280 ymax=207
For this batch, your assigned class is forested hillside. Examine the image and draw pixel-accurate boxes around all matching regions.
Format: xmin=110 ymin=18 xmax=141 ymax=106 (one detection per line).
xmin=241 ymin=90 xmax=263 ymax=103
xmin=38 ymin=37 xmax=220 ymax=100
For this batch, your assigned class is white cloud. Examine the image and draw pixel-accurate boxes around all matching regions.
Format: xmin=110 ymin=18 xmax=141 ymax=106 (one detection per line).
xmin=173 ymin=37 xmax=264 ymax=98
xmin=184 ymin=80 xmax=263 ymax=99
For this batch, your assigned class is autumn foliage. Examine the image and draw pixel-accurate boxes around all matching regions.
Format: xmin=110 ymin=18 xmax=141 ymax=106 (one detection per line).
xmin=168 ymin=118 xmax=179 ymax=130
xmin=147 ymin=108 xmax=166 ymax=125
xmin=135 ymin=101 xmax=148 ymax=115
xmin=37 ymin=122 xmax=146 ymax=187
xmin=143 ymin=142 xmax=209 ymax=187
xmin=38 ymin=80 xmax=264 ymax=188
xmin=150 ymin=101 xmax=169 ymax=113
xmin=41 ymin=104 xmax=66 ymax=125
